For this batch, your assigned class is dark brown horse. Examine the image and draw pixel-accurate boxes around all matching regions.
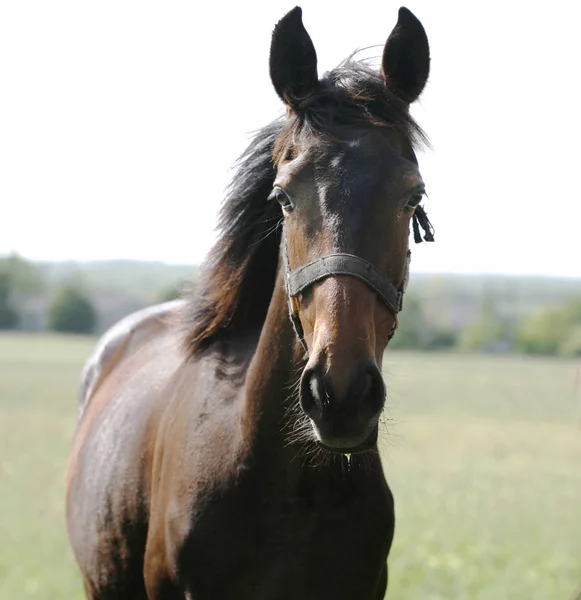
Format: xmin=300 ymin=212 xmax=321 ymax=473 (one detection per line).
xmin=66 ymin=6 xmax=434 ymax=599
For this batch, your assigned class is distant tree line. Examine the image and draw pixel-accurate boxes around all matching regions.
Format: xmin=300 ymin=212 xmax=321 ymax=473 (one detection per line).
xmin=0 ymin=255 xmax=95 ymax=334
xmin=0 ymin=254 xmax=187 ymax=335
xmin=0 ymin=253 xmax=580 ymax=356
xmin=390 ymin=293 xmax=581 ymax=358
xmin=514 ymin=299 xmax=581 ymax=357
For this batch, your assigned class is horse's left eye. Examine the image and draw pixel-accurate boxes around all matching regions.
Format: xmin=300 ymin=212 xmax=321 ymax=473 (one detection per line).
xmin=268 ymin=187 xmax=294 ymax=212
xmin=406 ymin=190 xmax=425 ymax=210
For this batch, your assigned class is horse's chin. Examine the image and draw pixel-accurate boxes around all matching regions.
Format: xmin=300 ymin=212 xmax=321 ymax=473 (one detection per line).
xmin=315 ymin=424 xmax=378 ymax=455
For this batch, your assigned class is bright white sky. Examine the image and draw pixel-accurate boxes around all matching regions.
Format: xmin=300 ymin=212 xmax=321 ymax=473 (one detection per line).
xmin=1 ymin=1 xmax=580 ymax=277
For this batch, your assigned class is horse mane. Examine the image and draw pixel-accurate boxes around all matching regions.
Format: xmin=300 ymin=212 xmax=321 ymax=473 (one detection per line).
xmin=182 ymin=120 xmax=283 ymax=356
xmin=183 ymin=58 xmax=428 ymax=356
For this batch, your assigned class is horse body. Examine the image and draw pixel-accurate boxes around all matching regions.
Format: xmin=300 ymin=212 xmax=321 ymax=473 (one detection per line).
xmin=67 ymin=283 xmax=393 ymax=599
xmin=67 ymin=6 xmax=433 ymax=598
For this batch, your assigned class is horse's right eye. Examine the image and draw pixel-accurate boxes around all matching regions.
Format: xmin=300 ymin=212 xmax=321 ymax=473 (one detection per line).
xmin=268 ymin=187 xmax=295 ymax=212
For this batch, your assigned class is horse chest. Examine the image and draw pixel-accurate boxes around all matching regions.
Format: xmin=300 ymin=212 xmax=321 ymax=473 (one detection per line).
xmin=177 ymin=469 xmax=393 ymax=599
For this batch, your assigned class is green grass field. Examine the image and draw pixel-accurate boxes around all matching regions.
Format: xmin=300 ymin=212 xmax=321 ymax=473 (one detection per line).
xmin=1 ymin=333 xmax=580 ymax=599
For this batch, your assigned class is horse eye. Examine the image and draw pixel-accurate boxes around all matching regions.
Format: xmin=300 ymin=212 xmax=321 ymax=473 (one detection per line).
xmin=406 ymin=190 xmax=425 ymax=210
xmin=268 ymin=187 xmax=294 ymax=212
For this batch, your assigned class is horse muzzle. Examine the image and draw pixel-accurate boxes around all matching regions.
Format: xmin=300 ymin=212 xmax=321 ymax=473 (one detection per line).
xmin=299 ymin=360 xmax=386 ymax=453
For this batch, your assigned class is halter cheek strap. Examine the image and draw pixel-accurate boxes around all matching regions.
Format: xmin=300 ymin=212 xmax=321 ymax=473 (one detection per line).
xmin=281 ymin=205 xmax=433 ymax=356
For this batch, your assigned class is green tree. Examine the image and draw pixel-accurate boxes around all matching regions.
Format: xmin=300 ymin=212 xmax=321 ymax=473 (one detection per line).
xmin=0 ymin=272 xmax=19 ymax=329
xmin=390 ymin=296 xmax=432 ymax=350
xmin=457 ymin=292 xmax=510 ymax=352
xmin=515 ymin=299 xmax=581 ymax=356
xmin=424 ymin=328 xmax=457 ymax=350
xmin=0 ymin=253 xmax=45 ymax=330
xmin=48 ymin=284 xmax=97 ymax=334
xmin=457 ymin=319 xmax=505 ymax=351
xmin=559 ymin=324 xmax=581 ymax=357
xmin=0 ymin=253 xmax=45 ymax=295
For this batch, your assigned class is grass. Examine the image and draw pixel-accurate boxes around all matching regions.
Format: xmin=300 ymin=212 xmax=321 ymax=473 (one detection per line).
xmin=0 ymin=333 xmax=580 ymax=599
xmin=382 ymin=353 xmax=581 ymax=599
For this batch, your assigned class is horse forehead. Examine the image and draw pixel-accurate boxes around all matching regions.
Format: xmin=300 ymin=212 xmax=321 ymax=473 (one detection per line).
xmin=317 ymin=136 xmax=391 ymax=203
xmin=328 ymin=138 xmax=365 ymax=170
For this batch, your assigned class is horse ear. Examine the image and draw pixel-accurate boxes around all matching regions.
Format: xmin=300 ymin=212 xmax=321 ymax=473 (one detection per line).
xmin=381 ymin=7 xmax=430 ymax=104
xmin=269 ymin=6 xmax=319 ymax=111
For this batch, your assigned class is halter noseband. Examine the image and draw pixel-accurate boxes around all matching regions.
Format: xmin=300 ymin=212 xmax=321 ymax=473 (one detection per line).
xmin=282 ymin=233 xmax=410 ymax=356
xmin=281 ymin=205 xmax=434 ymax=356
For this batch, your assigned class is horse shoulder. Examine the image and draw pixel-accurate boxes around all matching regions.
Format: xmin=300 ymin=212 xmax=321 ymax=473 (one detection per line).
xmin=77 ymin=299 xmax=185 ymax=419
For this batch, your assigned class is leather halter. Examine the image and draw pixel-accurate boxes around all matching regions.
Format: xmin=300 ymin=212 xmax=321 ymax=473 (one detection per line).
xmin=281 ymin=229 xmax=411 ymax=356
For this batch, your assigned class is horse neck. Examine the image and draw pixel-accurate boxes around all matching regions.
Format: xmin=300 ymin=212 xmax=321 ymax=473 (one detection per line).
xmin=238 ymin=263 xmax=384 ymax=495
xmin=241 ymin=265 xmax=303 ymax=460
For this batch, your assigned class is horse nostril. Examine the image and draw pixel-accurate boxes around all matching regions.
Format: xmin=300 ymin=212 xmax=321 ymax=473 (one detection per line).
xmin=300 ymin=369 xmax=325 ymax=421
xmin=300 ymin=364 xmax=384 ymax=425
xmin=361 ymin=367 xmax=385 ymax=417
xmin=361 ymin=371 xmax=373 ymax=398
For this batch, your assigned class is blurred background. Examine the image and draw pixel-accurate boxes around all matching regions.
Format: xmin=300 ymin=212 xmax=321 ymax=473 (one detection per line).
xmin=1 ymin=1 xmax=580 ymax=599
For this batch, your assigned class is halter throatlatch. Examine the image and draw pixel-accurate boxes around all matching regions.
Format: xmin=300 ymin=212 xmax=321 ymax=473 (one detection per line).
xmin=282 ymin=207 xmax=434 ymax=356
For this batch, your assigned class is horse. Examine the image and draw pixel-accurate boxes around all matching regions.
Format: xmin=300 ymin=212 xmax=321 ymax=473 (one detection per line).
xmin=65 ymin=6 xmax=434 ymax=599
